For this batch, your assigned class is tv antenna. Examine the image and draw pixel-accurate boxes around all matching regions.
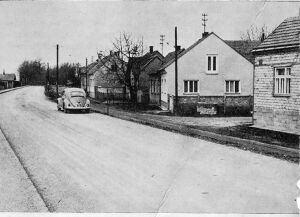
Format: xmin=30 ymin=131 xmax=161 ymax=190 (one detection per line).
xmin=202 ymin=13 xmax=208 ymax=33
xmin=160 ymin=35 xmax=165 ymax=56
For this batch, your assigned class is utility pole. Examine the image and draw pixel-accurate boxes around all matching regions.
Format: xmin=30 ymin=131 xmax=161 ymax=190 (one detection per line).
xmin=56 ymin=44 xmax=59 ymax=97
xmin=160 ymin=34 xmax=165 ymax=56
xmin=202 ymin=13 xmax=208 ymax=33
xmin=85 ymin=58 xmax=88 ymax=95
xmin=174 ymin=27 xmax=178 ymax=114
xmin=47 ymin=63 xmax=49 ymax=92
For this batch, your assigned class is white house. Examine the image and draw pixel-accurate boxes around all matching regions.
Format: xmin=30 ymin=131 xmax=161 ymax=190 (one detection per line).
xmin=160 ymin=32 xmax=257 ymax=115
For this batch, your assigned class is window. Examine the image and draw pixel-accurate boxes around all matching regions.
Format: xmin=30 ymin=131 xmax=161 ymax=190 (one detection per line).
xmin=207 ymin=55 xmax=218 ymax=73
xmin=70 ymin=91 xmax=85 ymax=97
xmin=225 ymin=80 xmax=240 ymax=93
xmin=274 ymin=67 xmax=291 ymax=95
xmin=184 ymin=80 xmax=198 ymax=93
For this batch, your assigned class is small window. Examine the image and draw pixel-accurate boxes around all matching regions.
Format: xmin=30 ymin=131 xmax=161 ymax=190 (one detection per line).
xmin=225 ymin=80 xmax=240 ymax=93
xmin=274 ymin=67 xmax=291 ymax=95
xmin=207 ymin=55 xmax=218 ymax=73
xmin=184 ymin=80 xmax=198 ymax=93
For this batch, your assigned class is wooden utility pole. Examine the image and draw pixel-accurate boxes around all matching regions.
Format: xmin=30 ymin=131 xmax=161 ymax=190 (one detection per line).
xmin=56 ymin=44 xmax=59 ymax=96
xmin=47 ymin=63 xmax=49 ymax=93
xmin=85 ymin=58 xmax=88 ymax=95
xmin=174 ymin=27 xmax=178 ymax=113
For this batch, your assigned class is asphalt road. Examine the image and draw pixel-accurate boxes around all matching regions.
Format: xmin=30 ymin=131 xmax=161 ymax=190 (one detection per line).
xmin=0 ymin=86 xmax=298 ymax=213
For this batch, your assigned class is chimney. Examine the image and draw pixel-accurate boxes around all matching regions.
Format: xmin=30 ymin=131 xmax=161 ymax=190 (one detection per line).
xmin=202 ymin=32 xmax=209 ymax=38
xmin=149 ymin=46 xmax=154 ymax=53
xmin=97 ymin=52 xmax=102 ymax=60
xmin=261 ymin=32 xmax=265 ymax=42
xmin=3 ymin=69 xmax=5 ymax=75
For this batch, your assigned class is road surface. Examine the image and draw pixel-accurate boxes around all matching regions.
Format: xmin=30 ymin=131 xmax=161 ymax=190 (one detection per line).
xmin=0 ymin=86 xmax=298 ymax=213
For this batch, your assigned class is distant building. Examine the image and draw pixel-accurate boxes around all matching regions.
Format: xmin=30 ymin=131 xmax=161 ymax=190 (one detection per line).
xmin=159 ymin=32 xmax=256 ymax=115
xmin=81 ymin=52 xmax=125 ymax=99
xmin=80 ymin=62 xmax=98 ymax=95
xmin=252 ymin=16 xmax=300 ymax=135
xmin=0 ymin=73 xmax=16 ymax=89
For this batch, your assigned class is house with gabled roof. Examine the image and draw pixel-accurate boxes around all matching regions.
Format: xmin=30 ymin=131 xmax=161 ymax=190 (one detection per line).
xmin=82 ymin=52 xmax=125 ymax=99
xmin=149 ymin=48 xmax=185 ymax=105
xmin=159 ymin=32 xmax=256 ymax=115
xmin=80 ymin=61 xmax=98 ymax=94
xmin=252 ymin=15 xmax=300 ymax=135
xmin=0 ymin=73 xmax=16 ymax=89
xmin=132 ymin=46 xmax=164 ymax=104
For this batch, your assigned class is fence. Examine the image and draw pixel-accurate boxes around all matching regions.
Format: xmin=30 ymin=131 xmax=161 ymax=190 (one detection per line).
xmin=94 ymin=86 xmax=130 ymax=103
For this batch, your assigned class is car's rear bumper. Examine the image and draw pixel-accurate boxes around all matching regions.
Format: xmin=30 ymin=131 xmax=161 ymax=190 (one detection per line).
xmin=65 ymin=107 xmax=90 ymax=110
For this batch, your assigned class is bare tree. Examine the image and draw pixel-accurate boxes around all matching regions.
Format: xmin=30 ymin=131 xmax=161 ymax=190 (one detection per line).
xmin=240 ymin=24 xmax=270 ymax=41
xmin=97 ymin=32 xmax=145 ymax=103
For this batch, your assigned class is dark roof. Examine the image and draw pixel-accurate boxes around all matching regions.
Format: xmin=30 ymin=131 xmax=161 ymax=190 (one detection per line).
xmin=164 ymin=49 xmax=186 ymax=64
xmin=79 ymin=62 xmax=98 ymax=75
xmin=160 ymin=33 xmax=212 ymax=70
xmin=132 ymin=51 xmax=164 ymax=69
xmin=253 ymin=16 xmax=300 ymax=52
xmin=0 ymin=74 xmax=16 ymax=81
xmin=160 ymin=32 xmax=254 ymax=70
xmin=225 ymin=40 xmax=260 ymax=63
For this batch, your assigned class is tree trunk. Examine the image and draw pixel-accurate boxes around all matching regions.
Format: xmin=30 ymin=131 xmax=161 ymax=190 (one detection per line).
xmin=129 ymin=87 xmax=137 ymax=104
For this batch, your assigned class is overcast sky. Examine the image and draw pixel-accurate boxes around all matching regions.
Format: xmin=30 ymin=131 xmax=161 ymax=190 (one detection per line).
xmin=0 ymin=0 xmax=299 ymax=77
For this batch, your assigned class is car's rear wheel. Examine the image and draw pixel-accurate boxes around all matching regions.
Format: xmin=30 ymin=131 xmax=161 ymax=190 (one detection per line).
xmin=63 ymin=103 xmax=68 ymax=113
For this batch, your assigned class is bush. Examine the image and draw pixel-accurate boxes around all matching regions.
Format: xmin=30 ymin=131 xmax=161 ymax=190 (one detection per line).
xmin=44 ymin=85 xmax=66 ymax=99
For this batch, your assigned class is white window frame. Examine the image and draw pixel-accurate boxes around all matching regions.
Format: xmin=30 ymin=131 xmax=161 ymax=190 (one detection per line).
xmin=183 ymin=80 xmax=199 ymax=94
xmin=206 ymin=54 xmax=218 ymax=74
xmin=225 ymin=80 xmax=240 ymax=94
xmin=274 ymin=67 xmax=291 ymax=96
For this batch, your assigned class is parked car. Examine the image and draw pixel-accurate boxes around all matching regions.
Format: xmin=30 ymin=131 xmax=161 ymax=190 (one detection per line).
xmin=57 ymin=88 xmax=90 ymax=113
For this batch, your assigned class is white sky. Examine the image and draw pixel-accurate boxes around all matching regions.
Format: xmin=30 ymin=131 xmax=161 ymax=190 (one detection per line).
xmin=0 ymin=0 xmax=299 ymax=77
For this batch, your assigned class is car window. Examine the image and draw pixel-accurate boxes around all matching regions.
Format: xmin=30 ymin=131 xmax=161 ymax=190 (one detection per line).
xmin=70 ymin=91 xmax=85 ymax=97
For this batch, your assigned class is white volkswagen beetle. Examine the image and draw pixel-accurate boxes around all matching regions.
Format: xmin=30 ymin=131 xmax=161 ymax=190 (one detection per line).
xmin=57 ymin=88 xmax=90 ymax=113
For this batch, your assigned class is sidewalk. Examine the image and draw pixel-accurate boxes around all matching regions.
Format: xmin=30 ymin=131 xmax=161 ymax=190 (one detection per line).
xmin=90 ymin=100 xmax=299 ymax=163
xmin=0 ymin=86 xmax=25 ymax=94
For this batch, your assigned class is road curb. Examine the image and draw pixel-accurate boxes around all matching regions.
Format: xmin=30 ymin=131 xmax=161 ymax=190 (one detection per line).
xmin=91 ymin=107 xmax=299 ymax=162
xmin=0 ymin=86 xmax=26 ymax=94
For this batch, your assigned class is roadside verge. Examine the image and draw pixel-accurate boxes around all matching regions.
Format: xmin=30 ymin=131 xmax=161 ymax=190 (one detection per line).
xmin=90 ymin=103 xmax=299 ymax=163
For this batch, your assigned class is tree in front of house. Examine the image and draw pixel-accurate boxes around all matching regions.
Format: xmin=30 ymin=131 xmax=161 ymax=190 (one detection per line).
xmin=97 ymin=32 xmax=145 ymax=103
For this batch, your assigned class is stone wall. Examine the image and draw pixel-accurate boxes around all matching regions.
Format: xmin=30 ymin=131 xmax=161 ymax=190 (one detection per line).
xmin=174 ymin=95 xmax=252 ymax=116
xmin=253 ymin=50 xmax=300 ymax=134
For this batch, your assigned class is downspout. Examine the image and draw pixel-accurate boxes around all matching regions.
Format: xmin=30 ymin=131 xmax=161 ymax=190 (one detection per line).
xmin=252 ymin=60 xmax=255 ymax=125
